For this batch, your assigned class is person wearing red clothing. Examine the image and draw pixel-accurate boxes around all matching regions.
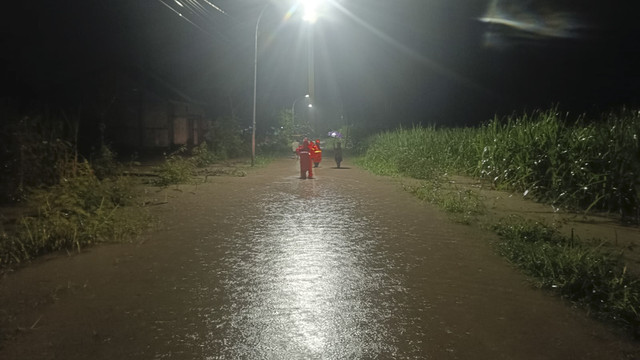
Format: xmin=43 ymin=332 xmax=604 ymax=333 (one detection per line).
xmin=309 ymin=140 xmax=318 ymax=167
xmin=311 ymin=139 xmax=322 ymax=168
xmin=296 ymin=138 xmax=313 ymax=179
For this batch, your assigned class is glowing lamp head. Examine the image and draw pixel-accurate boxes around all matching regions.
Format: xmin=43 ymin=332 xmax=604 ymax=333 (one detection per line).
xmin=301 ymin=0 xmax=320 ymax=23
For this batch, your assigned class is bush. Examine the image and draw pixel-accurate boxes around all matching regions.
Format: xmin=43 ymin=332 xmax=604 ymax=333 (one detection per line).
xmin=191 ymin=141 xmax=218 ymax=168
xmin=152 ymin=146 xmax=196 ymax=187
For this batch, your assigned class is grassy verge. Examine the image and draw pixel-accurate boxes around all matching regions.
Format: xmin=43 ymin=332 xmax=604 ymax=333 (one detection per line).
xmin=493 ymin=216 xmax=639 ymax=336
xmin=0 ymin=161 xmax=150 ymax=267
xmin=402 ymin=179 xmax=485 ymax=225
xmin=0 ymin=141 xmax=262 ymax=268
xmin=357 ymin=106 xmax=640 ymax=337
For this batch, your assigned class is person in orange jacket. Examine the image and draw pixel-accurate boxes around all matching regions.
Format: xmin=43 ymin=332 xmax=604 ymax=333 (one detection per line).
xmin=296 ymin=138 xmax=313 ymax=179
xmin=309 ymin=140 xmax=318 ymax=167
xmin=311 ymin=139 xmax=322 ymax=168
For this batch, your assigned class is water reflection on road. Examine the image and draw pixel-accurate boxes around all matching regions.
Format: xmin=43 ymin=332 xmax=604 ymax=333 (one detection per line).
xmin=2 ymin=160 xmax=638 ymax=359
xmin=172 ymin=162 xmax=640 ymax=359
xmin=198 ymin=178 xmax=416 ymax=358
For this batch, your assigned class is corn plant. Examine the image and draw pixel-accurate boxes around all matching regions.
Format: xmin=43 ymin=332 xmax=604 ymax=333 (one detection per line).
xmin=360 ymin=107 xmax=639 ymax=220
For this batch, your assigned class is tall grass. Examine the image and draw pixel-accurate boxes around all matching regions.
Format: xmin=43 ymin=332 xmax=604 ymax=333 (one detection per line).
xmin=360 ymin=107 xmax=640 ymax=219
xmin=359 ymin=125 xmax=476 ymax=180
xmin=474 ymin=108 xmax=640 ymax=218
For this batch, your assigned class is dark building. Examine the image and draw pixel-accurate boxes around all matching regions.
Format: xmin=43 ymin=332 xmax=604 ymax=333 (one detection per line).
xmin=81 ymin=66 xmax=209 ymax=154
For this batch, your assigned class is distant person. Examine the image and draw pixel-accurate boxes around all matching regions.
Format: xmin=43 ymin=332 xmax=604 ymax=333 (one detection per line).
xmin=334 ymin=141 xmax=343 ymax=168
xmin=296 ymin=138 xmax=313 ymax=179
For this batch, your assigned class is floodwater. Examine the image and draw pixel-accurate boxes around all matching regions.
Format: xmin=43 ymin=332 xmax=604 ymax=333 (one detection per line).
xmin=1 ymin=158 xmax=639 ymax=359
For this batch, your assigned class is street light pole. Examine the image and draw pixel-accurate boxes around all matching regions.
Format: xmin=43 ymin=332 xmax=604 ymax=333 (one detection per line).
xmin=251 ymin=4 xmax=269 ymax=167
xmin=251 ymin=1 xmax=321 ymax=166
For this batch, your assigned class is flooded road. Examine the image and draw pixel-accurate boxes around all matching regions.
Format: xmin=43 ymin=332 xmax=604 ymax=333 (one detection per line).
xmin=1 ymin=158 xmax=639 ymax=359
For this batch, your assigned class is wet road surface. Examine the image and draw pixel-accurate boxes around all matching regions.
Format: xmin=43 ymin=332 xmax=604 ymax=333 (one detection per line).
xmin=1 ymin=157 xmax=639 ymax=359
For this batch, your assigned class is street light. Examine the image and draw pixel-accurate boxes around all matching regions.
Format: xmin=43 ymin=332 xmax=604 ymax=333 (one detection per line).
xmin=301 ymin=0 xmax=320 ymax=23
xmin=251 ymin=1 xmax=321 ymax=166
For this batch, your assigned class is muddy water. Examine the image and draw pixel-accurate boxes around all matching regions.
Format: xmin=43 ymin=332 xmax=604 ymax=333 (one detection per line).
xmin=1 ymin=158 xmax=639 ymax=359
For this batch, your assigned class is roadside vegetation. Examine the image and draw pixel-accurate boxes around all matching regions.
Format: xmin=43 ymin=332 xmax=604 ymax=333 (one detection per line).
xmin=358 ymin=106 xmax=640 ymax=336
xmin=0 ymin=112 xmax=258 ymax=269
xmin=0 ymin=112 xmax=150 ymax=266
xmin=493 ymin=216 xmax=639 ymax=334
xmin=360 ymin=107 xmax=640 ymax=221
xmin=151 ymin=143 xmax=248 ymax=188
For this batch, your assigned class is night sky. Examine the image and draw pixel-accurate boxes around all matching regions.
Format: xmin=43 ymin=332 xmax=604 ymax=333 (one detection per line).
xmin=2 ymin=0 xmax=640 ymax=133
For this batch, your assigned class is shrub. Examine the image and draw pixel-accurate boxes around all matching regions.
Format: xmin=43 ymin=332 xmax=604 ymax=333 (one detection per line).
xmin=191 ymin=141 xmax=218 ymax=168
xmin=152 ymin=146 xmax=196 ymax=187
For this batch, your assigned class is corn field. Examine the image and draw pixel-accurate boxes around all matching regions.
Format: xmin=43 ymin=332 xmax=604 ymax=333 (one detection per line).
xmin=360 ymin=108 xmax=640 ymax=221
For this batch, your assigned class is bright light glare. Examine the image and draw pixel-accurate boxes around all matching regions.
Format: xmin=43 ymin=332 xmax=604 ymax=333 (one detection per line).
xmin=308 ymin=104 xmax=313 ymax=108
xmin=301 ymin=0 xmax=320 ymax=23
